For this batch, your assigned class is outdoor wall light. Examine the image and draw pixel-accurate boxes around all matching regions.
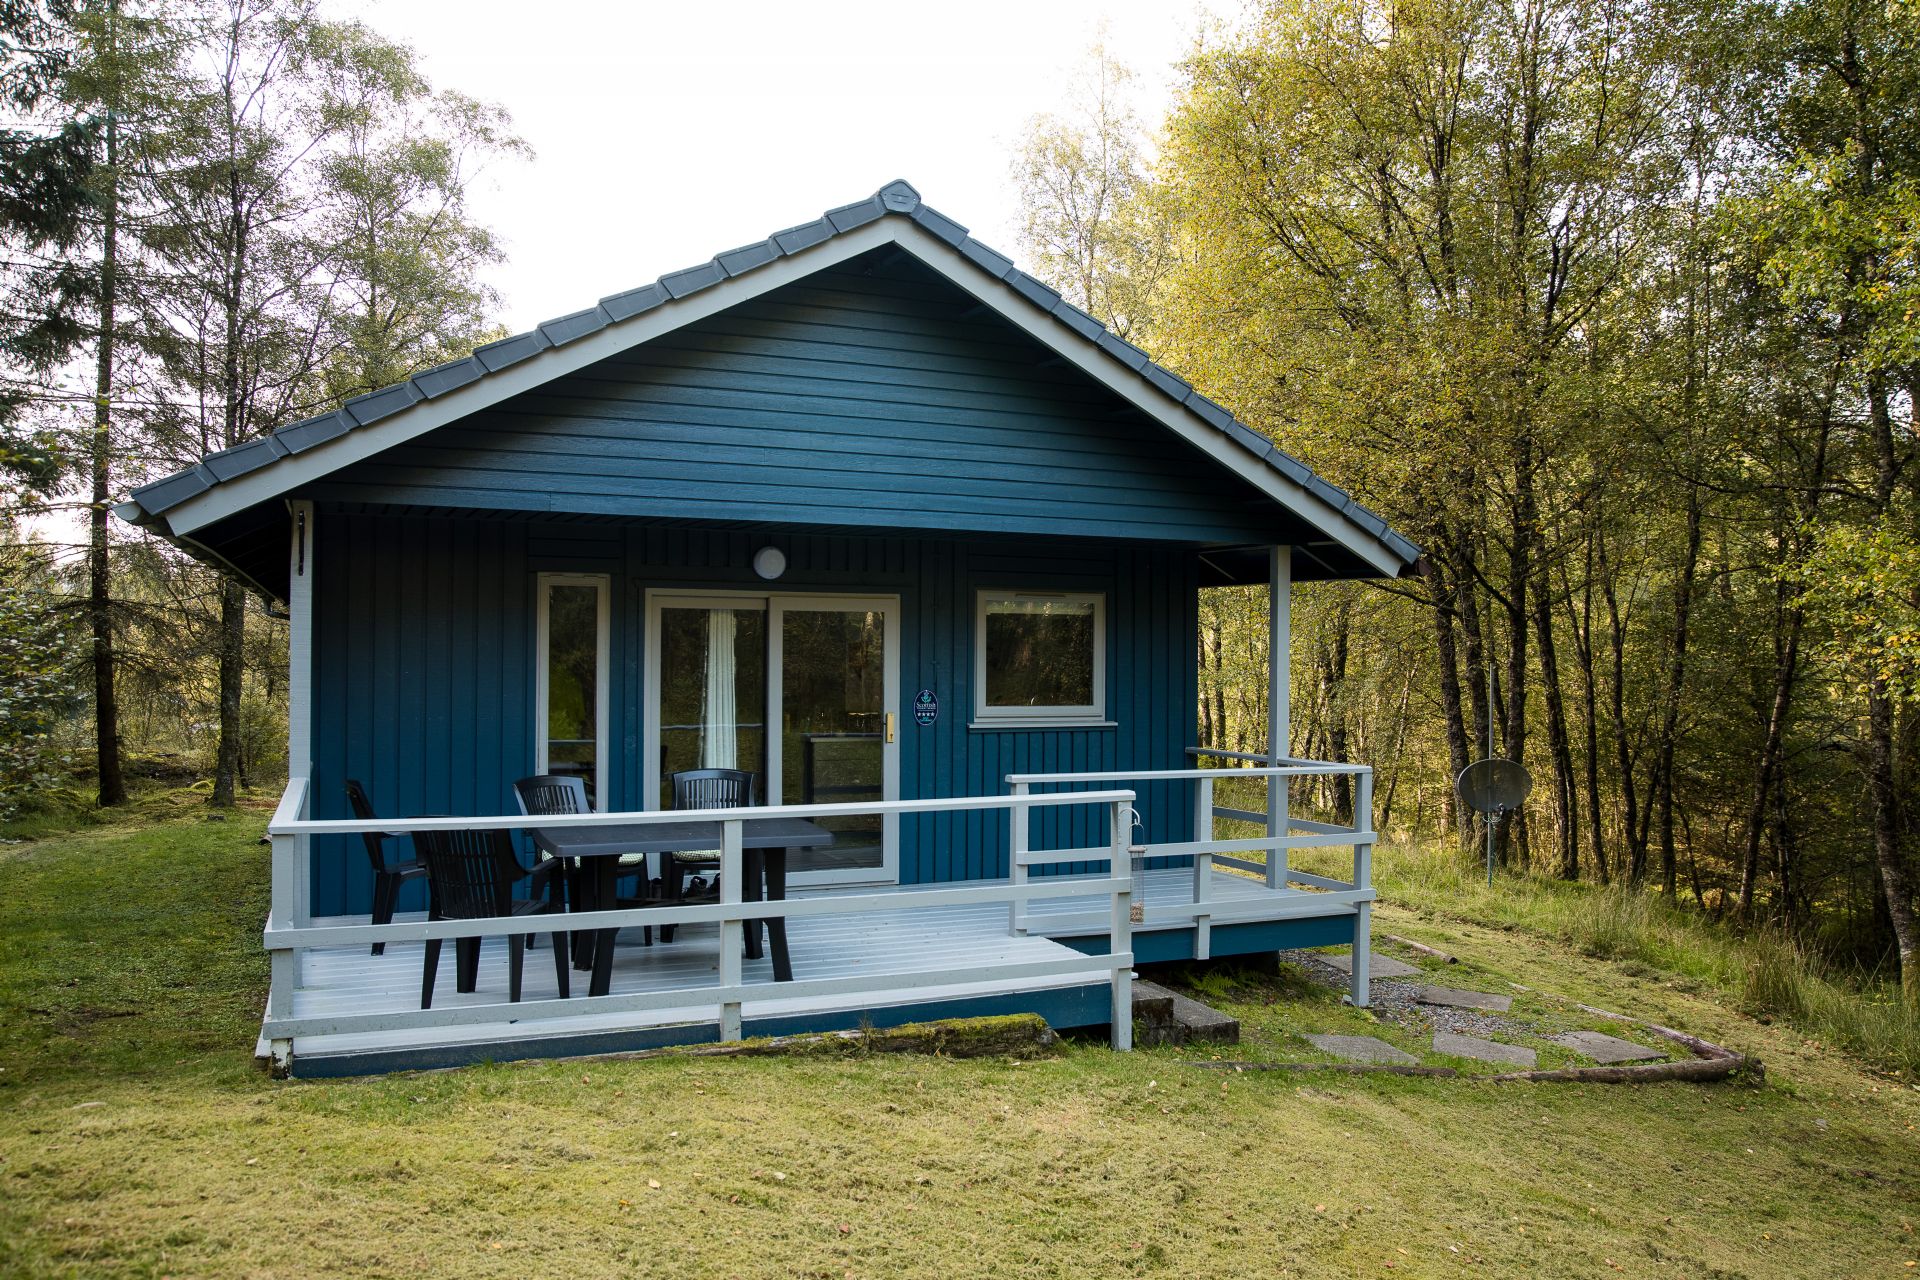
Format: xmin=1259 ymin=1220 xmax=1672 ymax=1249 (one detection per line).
xmin=752 ymin=546 xmax=787 ymax=580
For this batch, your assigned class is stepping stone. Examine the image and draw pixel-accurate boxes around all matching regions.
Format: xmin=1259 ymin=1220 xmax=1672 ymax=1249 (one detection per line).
xmin=1305 ymin=1034 xmax=1417 ymax=1065
xmin=1552 ymin=1030 xmax=1663 ymax=1064
xmin=1130 ymin=981 xmax=1240 ymax=1046
xmin=1433 ymin=1032 xmax=1537 ymax=1068
xmin=1415 ymin=985 xmax=1512 ymax=1012
xmin=1321 ymin=953 xmax=1420 ymax=979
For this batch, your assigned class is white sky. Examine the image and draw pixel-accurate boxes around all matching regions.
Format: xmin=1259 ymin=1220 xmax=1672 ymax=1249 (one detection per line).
xmin=337 ymin=0 xmax=1228 ymax=331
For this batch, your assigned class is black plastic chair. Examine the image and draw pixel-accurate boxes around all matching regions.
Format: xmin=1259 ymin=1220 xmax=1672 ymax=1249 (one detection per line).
xmin=345 ymin=779 xmax=431 ymax=956
xmin=513 ymin=775 xmax=651 ymax=947
xmin=665 ymin=767 xmax=757 ymax=900
xmin=414 ymin=827 xmax=569 ymax=1008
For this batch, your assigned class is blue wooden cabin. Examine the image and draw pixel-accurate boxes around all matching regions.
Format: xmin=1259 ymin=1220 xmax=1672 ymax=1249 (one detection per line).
xmin=119 ymin=182 xmax=1419 ymax=1075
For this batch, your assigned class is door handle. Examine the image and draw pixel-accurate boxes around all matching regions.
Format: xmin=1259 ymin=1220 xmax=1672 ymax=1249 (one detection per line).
xmin=886 ymin=713 xmax=895 ymax=744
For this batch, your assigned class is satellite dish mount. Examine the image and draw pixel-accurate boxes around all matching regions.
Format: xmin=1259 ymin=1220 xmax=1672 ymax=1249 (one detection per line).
xmin=1453 ymin=640 xmax=1534 ymax=886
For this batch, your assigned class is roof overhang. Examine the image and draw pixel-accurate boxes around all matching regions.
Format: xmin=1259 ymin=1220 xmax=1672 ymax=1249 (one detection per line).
xmin=117 ymin=181 xmax=1420 ymax=582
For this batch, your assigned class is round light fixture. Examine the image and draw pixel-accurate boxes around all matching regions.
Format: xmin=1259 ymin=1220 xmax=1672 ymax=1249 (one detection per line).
xmin=752 ymin=546 xmax=787 ymax=580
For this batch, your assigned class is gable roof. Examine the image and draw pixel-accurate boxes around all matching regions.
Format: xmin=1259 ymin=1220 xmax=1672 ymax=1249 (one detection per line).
xmin=115 ymin=180 xmax=1420 ymax=584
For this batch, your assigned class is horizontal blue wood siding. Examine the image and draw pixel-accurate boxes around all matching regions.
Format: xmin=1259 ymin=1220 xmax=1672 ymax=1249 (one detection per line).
xmin=308 ymin=513 xmax=1199 ymax=916
xmin=310 ymin=251 xmax=1282 ymax=544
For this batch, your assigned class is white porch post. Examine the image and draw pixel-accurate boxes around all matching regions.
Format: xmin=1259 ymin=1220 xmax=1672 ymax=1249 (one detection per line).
xmin=1350 ymin=768 xmax=1374 ymax=1007
xmin=268 ymin=499 xmax=315 ymax=1074
xmin=1266 ymin=545 xmax=1291 ymax=890
xmin=286 ymin=500 xmax=314 ymax=927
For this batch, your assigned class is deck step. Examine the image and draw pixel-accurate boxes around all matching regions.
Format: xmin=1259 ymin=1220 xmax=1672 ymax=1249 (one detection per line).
xmin=1132 ymin=980 xmax=1240 ymax=1046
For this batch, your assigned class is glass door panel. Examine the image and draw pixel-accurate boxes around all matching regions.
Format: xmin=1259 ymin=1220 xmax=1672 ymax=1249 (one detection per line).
xmin=773 ymin=603 xmax=891 ymax=876
xmin=656 ymin=602 xmax=767 ymax=809
xmin=538 ymin=575 xmax=608 ymax=805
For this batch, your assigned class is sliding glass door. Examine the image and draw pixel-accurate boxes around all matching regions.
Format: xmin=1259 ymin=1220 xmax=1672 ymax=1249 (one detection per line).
xmin=536 ymin=574 xmax=609 ymax=806
xmin=647 ymin=592 xmax=899 ymax=884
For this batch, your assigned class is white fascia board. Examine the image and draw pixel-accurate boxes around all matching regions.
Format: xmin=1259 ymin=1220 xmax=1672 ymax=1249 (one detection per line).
xmin=884 ymin=222 xmax=1405 ymax=578
xmin=159 ymin=220 xmax=900 ymax=537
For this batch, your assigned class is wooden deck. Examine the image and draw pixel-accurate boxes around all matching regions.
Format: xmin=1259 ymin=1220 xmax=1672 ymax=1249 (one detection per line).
xmin=269 ymin=868 xmax=1357 ymax=1076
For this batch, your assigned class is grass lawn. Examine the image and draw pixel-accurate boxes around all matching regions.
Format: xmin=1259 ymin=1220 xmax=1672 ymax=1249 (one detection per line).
xmin=2 ymin=805 xmax=1918 ymax=1278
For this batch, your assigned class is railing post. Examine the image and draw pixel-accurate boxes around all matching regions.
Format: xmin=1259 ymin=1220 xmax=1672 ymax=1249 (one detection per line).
xmin=1109 ymin=799 xmax=1132 ymax=1052
xmin=1009 ymin=781 xmax=1030 ymax=934
xmin=718 ymin=820 xmax=743 ymax=1041
xmin=1349 ymin=768 xmax=1374 ymax=1007
xmin=268 ymin=823 xmax=299 ymax=1077
xmin=1191 ymin=775 xmax=1213 ymax=961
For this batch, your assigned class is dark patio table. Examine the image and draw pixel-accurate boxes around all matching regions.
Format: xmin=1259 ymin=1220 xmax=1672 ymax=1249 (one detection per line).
xmin=531 ymin=817 xmax=834 ymax=997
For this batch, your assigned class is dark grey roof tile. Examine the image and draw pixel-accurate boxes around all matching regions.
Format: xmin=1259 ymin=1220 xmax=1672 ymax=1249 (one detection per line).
xmin=957 ymin=237 xmax=1013 ymax=278
xmin=538 ymin=305 xmax=611 ymax=346
xmin=129 ymin=465 xmax=212 ymax=513
xmin=600 ymin=282 xmax=669 ymax=322
xmin=1142 ymin=362 xmax=1193 ymax=402
xmin=715 ymin=239 xmax=780 ymax=276
xmin=1187 ymin=392 xmax=1236 ymax=433
xmin=909 ymin=204 xmax=967 ymax=246
xmin=472 ymin=330 xmax=552 ymax=372
xmin=1386 ymin=530 xmax=1423 ymax=561
xmin=1306 ymin=474 xmax=1352 ymax=510
xmin=275 ymin=409 xmax=357 ymax=453
xmin=1224 ymin=421 xmax=1273 ymax=456
xmin=1050 ymin=299 xmax=1105 ymax=344
xmin=199 ymin=435 xmax=288 ymax=482
xmin=770 ymin=218 xmax=834 ymax=255
xmin=1344 ymin=503 xmax=1388 ymax=538
xmin=411 ymin=357 xmax=483 ymax=399
xmin=1097 ymin=331 xmax=1150 ymax=370
xmin=824 ymin=195 xmax=884 ymax=232
xmin=658 ymin=259 xmax=727 ymax=298
xmin=877 ymin=179 xmax=921 ymax=212
xmin=345 ymin=381 xmax=425 ymax=427
xmin=1006 ymin=271 xmax=1062 ymax=311
xmin=1269 ymin=450 xmax=1313 ymax=485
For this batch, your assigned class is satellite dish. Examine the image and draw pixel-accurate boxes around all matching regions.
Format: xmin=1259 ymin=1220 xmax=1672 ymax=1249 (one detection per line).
xmin=1456 ymin=758 xmax=1533 ymax=815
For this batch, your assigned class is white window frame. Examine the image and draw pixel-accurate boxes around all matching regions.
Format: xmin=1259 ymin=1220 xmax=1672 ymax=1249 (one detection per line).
xmin=643 ymin=588 xmax=902 ymax=887
xmin=535 ymin=572 xmax=610 ymax=809
xmin=973 ymin=589 xmax=1108 ymax=728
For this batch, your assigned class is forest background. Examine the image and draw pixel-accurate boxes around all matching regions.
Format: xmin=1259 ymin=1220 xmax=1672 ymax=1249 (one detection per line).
xmin=2 ymin=0 xmax=1916 ymax=1007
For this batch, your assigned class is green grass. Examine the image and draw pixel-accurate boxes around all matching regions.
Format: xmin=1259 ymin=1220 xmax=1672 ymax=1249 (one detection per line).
xmin=1370 ymin=841 xmax=1920 ymax=1077
xmin=3 ymin=812 xmax=1919 ymax=1277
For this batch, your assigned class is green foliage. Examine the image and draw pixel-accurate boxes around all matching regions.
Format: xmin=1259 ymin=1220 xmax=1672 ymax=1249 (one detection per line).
xmin=1789 ymin=518 xmax=1920 ymax=703
xmin=0 ymin=559 xmax=82 ymax=819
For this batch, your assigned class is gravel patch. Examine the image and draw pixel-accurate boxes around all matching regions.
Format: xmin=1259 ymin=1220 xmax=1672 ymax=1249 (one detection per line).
xmin=1280 ymin=949 xmax=1534 ymax=1040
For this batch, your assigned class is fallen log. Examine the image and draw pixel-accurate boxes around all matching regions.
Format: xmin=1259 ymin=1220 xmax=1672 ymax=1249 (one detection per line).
xmin=1382 ymin=933 xmax=1456 ymax=963
xmin=1486 ymin=1055 xmax=1753 ymax=1085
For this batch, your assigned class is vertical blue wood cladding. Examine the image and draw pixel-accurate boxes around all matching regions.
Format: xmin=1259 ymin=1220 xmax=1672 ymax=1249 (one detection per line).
xmin=309 ymin=513 xmax=1200 ymax=914
xmin=309 ymin=251 xmax=1285 ymax=546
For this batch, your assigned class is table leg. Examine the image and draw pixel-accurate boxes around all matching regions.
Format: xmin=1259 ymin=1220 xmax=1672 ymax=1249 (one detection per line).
xmin=766 ymin=848 xmax=792 ymax=983
xmin=570 ymin=859 xmax=594 ymax=971
xmin=590 ymin=857 xmax=618 ymax=998
xmin=742 ymin=848 xmax=765 ymax=961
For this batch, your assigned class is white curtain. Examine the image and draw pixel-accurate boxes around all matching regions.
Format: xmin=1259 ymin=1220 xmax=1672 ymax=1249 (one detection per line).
xmin=700 ymin=608 xmax=738 ymax=770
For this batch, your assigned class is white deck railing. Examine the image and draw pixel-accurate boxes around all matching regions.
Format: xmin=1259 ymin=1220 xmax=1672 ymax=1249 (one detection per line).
xmin=260 ymin=779 xmax=1138 ymax=1072
xmin=1005 ymin=752 xmax=1375 ymax=1000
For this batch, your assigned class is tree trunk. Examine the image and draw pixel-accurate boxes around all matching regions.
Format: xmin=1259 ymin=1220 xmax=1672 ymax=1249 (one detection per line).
xmin=1599 ymin=533 xmax=1644 ymax=880
xmin=1327 ymin=591 xmax=1352 ymax=825
xmin=1419 ymin=553 xmax=1473 ymax=848
xmin=1866 ymin=681 xmax=1917 ymax=1011
xmin=89 ymin=68 xmax=126 ymax=809
xmin=1532 ymin=571 xmax=1578 ymax=879
xmin=211 ymin=577 xmax=247 ymax=807
xmin=1653 ymin=486 xmax=1701 ymax=896
xmin=1565 ymin=538 xmax=1609 ymax=884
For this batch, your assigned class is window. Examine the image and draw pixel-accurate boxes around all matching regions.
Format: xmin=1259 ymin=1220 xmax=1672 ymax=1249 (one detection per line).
xmin=536 ymin=574 xmax=609 ymax=806
xmin=974 ymin=591 xmax=1106 ymax=725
